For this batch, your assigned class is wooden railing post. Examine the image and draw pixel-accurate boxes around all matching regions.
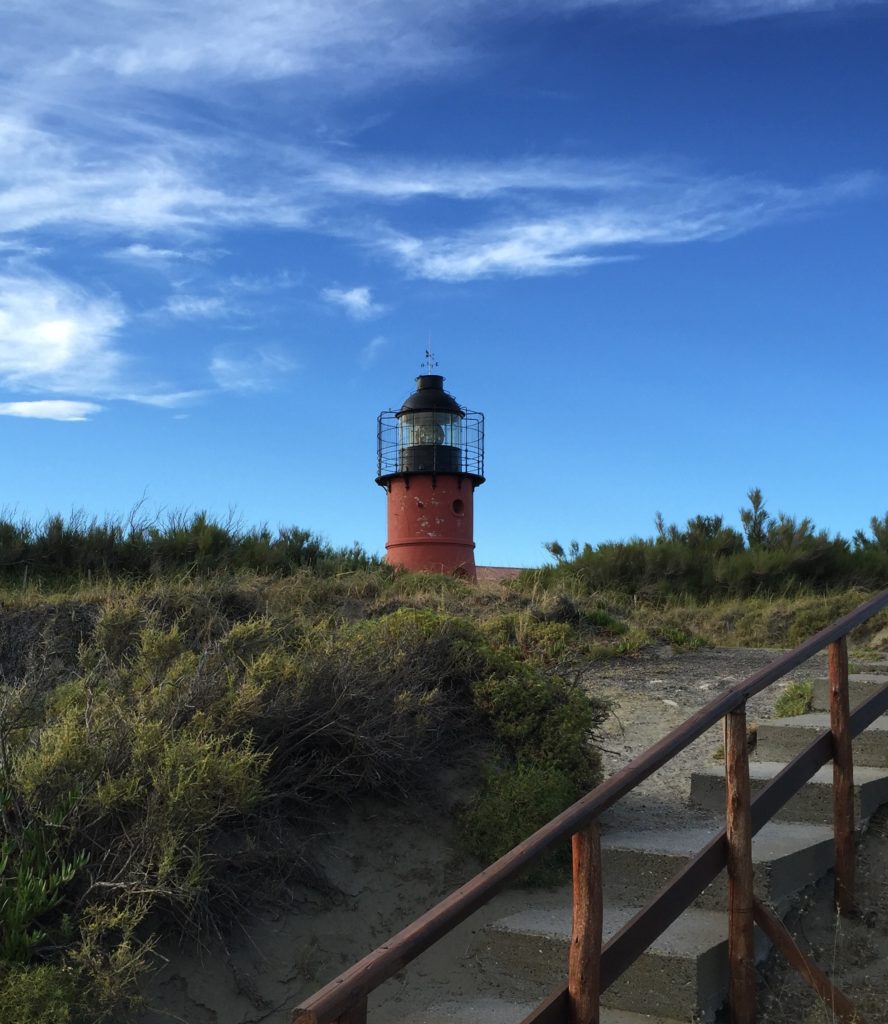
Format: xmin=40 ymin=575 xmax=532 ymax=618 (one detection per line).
xmin=568 ymin=822 xmax=602 ymax=1024
xmin=725 ymin=704 xmax=756 ymax=1024
xmin=828 ymin=636 xmax=856 ymax=916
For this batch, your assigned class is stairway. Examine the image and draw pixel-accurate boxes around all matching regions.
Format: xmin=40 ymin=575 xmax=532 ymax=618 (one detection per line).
xmin=400 ymin=669 xmax=888 ymax=1024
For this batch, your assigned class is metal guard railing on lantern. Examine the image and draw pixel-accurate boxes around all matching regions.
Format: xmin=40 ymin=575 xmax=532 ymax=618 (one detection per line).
xmin=293 ymin=587 xmax=888 ymax=1024
xmin=376 ymin=409 xmax=485 ymax=483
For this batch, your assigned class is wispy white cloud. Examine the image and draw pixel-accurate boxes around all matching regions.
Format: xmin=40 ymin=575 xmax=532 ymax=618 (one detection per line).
xmin=0 ymin=0 xmax=877 ymax=334
xmin=165 ymin=294 xmax=231 ymax=319
xmin=360 ymin=335 xmax=389 ymax=367
xmin=161 ymin=272 xmax=297 ymax=320
xmin=321 ymin=285 xmax=386 ymax=319
xmin=0 ymin=400 xmax=102 ymax=421
xmin=311 ymin=158 xmax=630 ymax=201
xmin=375 ymin=173 xmax=876 ymax=280
xmin=121 ymin=390 xmax=207 ymax=408
xmin=226 ymin=270 xmax=300 ymax=293
xmin=0 ymin=114 xmax=309 ymax=238
xmin=107 ymin=242 xmax=188 ymax=262
xmin=209 ymin=346 xmax=297 ymax=391
xmin=0 ymin=272 xmax=125 ymax=392
xmin=0 ymin=2 xmax=466 ymax=92
xmin=0 ymin=1 xmax=872 ymax=107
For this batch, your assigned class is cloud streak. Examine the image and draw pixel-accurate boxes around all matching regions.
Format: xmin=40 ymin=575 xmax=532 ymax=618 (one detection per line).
xmin=1 ymin=2 xmax=874 ymax=103
xmin=209 ymin=346 xmax=297 ymax=392
xmin=0 ymin=114 xmax=309 ymax=238
xmin=374 ymin=172 xmax=876 ymax=280
xmin=0 ymin=400 xmax=102 ymax=421
xmin=0 ymin=107 xmax=875 ymax=292
xmin=165 ymin=295 xmax=231 ymax=319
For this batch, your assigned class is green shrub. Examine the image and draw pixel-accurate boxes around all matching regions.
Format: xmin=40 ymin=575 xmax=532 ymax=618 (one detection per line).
xmin=458 ymin=764 xmax=579 ymax=883
xmin=0 ymin=574 xmax=618 ymax=1011
xmin=774 ymin=680 xmax=814 ymax=718
xmin=0 ymin=963 xmax=79 ymax=1024
xmin=481 ymin=614 xmax=575 ymax=666
xmin=472 ymin=670 xmax=605 ymax=790
xmin=538 ymin=490 xmax=888 ymax=601
xmin=0 ymin=901 xmax=153 ymax=1024
xmin=461 ymin=661 xmax=608 ymax=882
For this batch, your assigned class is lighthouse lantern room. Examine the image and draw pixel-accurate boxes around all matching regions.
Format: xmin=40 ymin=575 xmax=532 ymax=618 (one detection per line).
xmin=376 ymin=366 xmax=484 ymax=578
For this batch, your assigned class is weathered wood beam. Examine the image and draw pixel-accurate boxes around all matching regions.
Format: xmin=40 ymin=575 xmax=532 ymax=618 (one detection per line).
xmin=568 ymin=823 xmax=602 ymax=1024
xmin=726 ymin=704 xmax=756 ymax=1024
xmin=752 ymin=897 xmax=860 ymax=1023
xmin=828 ymin=636 xmax=856 ymax=916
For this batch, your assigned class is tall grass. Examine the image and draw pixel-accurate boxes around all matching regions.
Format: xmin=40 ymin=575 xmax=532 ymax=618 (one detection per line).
xmin=0 ymin=509 xmax=377 ymax=586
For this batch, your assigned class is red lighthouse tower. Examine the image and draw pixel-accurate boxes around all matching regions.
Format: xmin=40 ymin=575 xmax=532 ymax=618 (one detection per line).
xmin=376 ymin=363 xmax=485 ymax=578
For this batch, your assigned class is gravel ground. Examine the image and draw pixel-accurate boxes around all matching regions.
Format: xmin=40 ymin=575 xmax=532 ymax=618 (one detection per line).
xmin=583 ymin=643 xmax=831 ymax=832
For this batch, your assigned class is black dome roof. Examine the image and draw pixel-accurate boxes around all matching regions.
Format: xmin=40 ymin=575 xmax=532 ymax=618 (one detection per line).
xmin=397 ymin=374 xmax=463 ymax=417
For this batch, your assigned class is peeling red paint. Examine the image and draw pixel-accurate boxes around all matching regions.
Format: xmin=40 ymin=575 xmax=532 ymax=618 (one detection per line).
xmin=385 ymin=475 xmax=478 ymax=577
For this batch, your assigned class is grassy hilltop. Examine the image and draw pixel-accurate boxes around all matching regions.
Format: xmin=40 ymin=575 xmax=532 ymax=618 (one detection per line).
xmin=1 ymin=498 xmax=887 ymax=1021
xmin=0 ymin=514 xmax=618 ymax=1022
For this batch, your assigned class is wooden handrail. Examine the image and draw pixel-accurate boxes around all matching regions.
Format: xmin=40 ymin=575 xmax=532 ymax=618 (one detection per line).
xmin=518 ymin=679 xmax=888 ymax=1024
xmin=294 ymin=587 xmax=888 ymax=1024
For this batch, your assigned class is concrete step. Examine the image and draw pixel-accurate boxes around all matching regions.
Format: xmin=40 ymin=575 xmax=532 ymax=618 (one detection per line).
xmin=394 ymin=1000 xmax=683 ymax=1024
xmin=811 ymin=673 xmax=888 ymax=711
xmin=480 ymin=904 xmax=768 ymax=1022
xmin=849 ymin=660 xmax=888 ymax=674
xmin=755 ymin=712 xmax=888 ymax=767
xmin=690 ymin=761 xmax=888 ymax=825
xmin=601 ymin=821 xmax=833 ymax=911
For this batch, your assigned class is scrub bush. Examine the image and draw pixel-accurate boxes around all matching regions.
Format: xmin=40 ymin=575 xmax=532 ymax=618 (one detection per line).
xmin=472 ymin=668 xmax=605 ymax=789
xmin=0 ymin=964 xmax=79 ymax=1024
xmin=460 ymin=660 xmax=608 ymax=874
xmin=458 ymin=764 xmax=579 ymax=883
xmin=0 ymin=571 xmax=614 ymax=1018
xmin=0 ymin=509 xmax=379 ymax=587
xmin=534 ymin=490 xmax=888 ymax=601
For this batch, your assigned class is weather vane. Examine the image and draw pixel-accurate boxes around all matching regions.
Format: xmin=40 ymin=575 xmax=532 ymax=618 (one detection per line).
xmin=423 ymin=347 xmax=438 ymax=373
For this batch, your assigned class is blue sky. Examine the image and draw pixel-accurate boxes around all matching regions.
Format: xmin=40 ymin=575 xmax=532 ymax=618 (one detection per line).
xmin=1 ymin=1 xmax=886 ymax=567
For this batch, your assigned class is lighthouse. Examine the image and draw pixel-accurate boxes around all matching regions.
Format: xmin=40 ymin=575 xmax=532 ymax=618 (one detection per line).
xmin=376 ymin=361 xmax=485 ymax=578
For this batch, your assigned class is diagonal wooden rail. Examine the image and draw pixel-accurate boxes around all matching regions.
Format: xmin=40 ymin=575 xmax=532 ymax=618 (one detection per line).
xmin=293 ymin=588 xmax=888 ymax=1024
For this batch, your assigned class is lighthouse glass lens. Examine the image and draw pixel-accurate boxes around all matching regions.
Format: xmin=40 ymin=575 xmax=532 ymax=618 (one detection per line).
xmin=402 ymin=412 xmax=447 ymax=446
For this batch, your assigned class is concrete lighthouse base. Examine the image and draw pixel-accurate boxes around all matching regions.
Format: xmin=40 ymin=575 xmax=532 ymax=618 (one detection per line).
xmin=384 ymin=475 xmax=477 ymax=578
